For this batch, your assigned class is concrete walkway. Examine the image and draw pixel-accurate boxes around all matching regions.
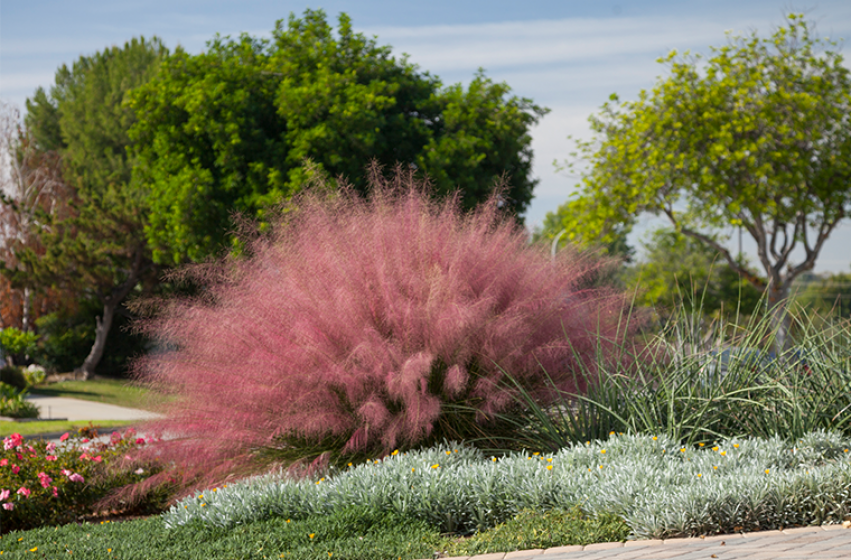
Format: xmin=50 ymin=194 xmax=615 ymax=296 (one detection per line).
xmin=428 ymin=524 xmax=851 ymax=560
xmin=22 ymin=394 xmax=160 ymax=421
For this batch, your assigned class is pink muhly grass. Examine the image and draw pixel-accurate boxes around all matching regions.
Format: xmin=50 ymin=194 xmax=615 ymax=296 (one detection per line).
xmin=130 ymin=166 xmax=629 ymax=494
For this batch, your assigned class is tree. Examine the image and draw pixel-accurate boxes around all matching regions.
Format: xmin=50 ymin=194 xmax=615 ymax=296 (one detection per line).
xmin=128 ymin=9 xmax=547 ymax=265
xmin=554 ymin=15 xmax=851 ymax=348
xmin=623 ymin=227 xmax=763 ymax=320
xmin=18 ymin=37 xmax=167 ymax=378
xmin=0 ymin=103 xmax=72 ymax=333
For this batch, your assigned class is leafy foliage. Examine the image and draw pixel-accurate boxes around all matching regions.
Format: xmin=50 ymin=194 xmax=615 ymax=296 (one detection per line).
xmin=20 ymin=37 xmax=166 ymax=376
xmin=0 ymin=329 xmax=38 ymax=367
xmin=624 ymin=227 xmax=763 ymax=320
xmin=128 ymin=9 xmax=547 ymax=265
xmin=131 ymin=168 xmax=627 ymax=496
xmin=0 ymin=382 xmax=39 ymax=418
xmin=553 ymin=15 xmax=851 ymax=324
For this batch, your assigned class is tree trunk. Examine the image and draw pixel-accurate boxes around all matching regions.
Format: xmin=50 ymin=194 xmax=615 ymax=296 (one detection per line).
xmin=75 ymin=249 xmax=146 ymax=380
xmin=767 ymin=280 xmax=791 ymax=354
xmin=77 ymin=301 xmax=116 ymax=380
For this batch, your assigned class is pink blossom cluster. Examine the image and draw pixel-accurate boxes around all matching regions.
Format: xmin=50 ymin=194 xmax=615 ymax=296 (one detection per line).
xmin=0 ymin=428 xmax=146 ymax=512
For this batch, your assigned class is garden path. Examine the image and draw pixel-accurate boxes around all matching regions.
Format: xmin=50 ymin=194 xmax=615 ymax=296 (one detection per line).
xmin=427 ymin=524 xmax=851 ymax=560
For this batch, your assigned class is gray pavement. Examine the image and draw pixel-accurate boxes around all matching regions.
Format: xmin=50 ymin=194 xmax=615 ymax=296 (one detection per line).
xmin=21 ymin=393 xmax=160 ymax=422
xmin=425 ymin=524 xmax=851 ymax=560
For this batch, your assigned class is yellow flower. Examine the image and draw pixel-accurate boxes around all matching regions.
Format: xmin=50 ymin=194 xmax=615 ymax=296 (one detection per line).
xmin=696 ymin=473 xmax=702 ymax=478
xmin=720 ymin=451 xmax=727 ymax=456
xmin=201 ymin=503 xmax=206 ymax=507
xmin=600 ymin=449 xmax=606 ymax=454
xmin=107 ymin=549 xmax=112 ymax=553
xmin=492 ymin=457 xmax=497 ymax=462
xmin=213 ymin=488 xmax=218 ymax=492
xmin=348 ymin=462 xmax=353 ymax=467
xmin=652 ymin=436 xmax=658 ymax=441
xmin=309 ymin=533 xmax=315 ymax=539
xmin=713 ymin=466 xmax=718 ymax=470
xmin=453 ymin=449 xmax=458 ymax=453
xmin=287 ymin=519 xmax=291 ymax=523
xmin=546 ymin=465 xmax=553 ymax=471
xmin=30 ymin=548 xmax=37 ymax=553
xmin=712 ymin=446 xmax=719 ymax=451
xmin=680 ymin=448 xmax=686 ymax=453
xmin=533 ymin=452 xmax=540 ymax=456
xmin=445 ymin=450 xmax=451 ymax=455
xmin=598 ymin=465 xmax=604 ymax=469
xmin=411 ymin=468 xmax=415 ymax=472
xmin=391 ymin=450 xmax=399 ymax=456
xmin=844 ymin=449 xmax=849 ymax=453
xmin=547 ymin=458 xmax=553 ymax=462
xmin=198 ymin=494 xmax=203 ymax=499
xmin=586 ymin=441 xmax=590 ymax=445
xmin=733 ymin=444 xmax=739 ymax=448
xmin=765 ymin=469 xmax=770 ymax=474
xmin=698 ymin=443 xmax=705 ymax=447
xmin=431 ymin=464 xmax=439 ymax=469
xmin=609 ymin=431 xmax=615 ymax=436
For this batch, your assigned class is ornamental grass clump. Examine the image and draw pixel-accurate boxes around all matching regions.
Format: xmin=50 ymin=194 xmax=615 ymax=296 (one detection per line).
xmin=132 ymin=167 xmax=628 ymax=492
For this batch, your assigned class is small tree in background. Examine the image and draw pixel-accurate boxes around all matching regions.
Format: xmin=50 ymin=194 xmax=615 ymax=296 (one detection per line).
xmin=553 ymin=15 xmax=851 ymax=349
xmin=130 ymin=166 xmax=629 ymax=494
xmin=0 ymin=103 xmax=72 ymax=335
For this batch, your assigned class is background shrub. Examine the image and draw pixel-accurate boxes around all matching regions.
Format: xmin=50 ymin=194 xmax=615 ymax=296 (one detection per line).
xmin=132 ymin=167 xmax=629 ymax=494
xmin=0 ymin=366 xmax=27 ymax=391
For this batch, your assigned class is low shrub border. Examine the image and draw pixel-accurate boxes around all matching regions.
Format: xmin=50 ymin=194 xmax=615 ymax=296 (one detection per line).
xmin=163 ymin=431 xmax=851 ymax=539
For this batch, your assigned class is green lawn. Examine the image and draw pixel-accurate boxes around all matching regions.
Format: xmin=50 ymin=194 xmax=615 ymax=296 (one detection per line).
xmin=29 ymin=378 xmax=154 ymax=410
xmin=0 ymin=419 xmax=136 ymax=438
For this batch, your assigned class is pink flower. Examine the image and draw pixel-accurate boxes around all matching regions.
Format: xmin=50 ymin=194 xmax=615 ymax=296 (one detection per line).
xmin=93 ymin=455 xmax=102 ymax=463
xmin=79 ymin=453 xmax=89 ymax=461
xmin=123 ymin=428 xmax=136 ymax=439
xmin=0 ymin=459 xmax=7 ymax=467
xmin=11 ymin=465 xmax=19 ymax=475
xmin=3 ymin=502 xmax=13 ymax=511
xmin=0 ymin=489 xmax=9 ymax=501
xmin=15 ymin=453 xmax=22 ymax=460
xmin=3 ymin=433 xmax=22 ymax=450
xmin=111 ymin=431 xmax=122 ymax=444
xmin=59 ymin=432 xmax=70 ymax=442
xmin=52 ymin=486 xmax=58 ymax=498
xmin=38 ymin=472 xmax=52 ymax=488
xmin=68 ymin=473 xmax=84 ymax=483
xmin=45 ymin=442 xmax=56 ymax=453
xmin=136 ymin=438 xmax=146 ymax=446
xmin=81 ymin=438 xmax=89 ymax=443
xmin=16 ymin=487 xmax=30 ymax=498
xmin=45 ymin=455 xmax=57 ymax=462
xmin=61 ymin=468 xmax=72 ymax=476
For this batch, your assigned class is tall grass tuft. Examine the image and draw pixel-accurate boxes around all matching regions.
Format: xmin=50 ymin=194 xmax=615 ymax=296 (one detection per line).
xmin=130 ymin=166 xmax=629 ymax=494
xmin=500 ymin=297 xmax=851 ymax=452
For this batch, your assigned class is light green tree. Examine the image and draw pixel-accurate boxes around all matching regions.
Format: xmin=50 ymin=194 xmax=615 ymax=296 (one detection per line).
xmin=553 ymin=15 xmax=851 ymax=347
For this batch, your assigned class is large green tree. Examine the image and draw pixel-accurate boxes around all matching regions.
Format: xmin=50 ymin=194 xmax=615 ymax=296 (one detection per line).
xmin=129 ymin=9 xmax=547 ymax=265
xmin=18 ymin=37 xmax=167 ymax=378
xmin=553 ymin=15 xmax=851 ymax=348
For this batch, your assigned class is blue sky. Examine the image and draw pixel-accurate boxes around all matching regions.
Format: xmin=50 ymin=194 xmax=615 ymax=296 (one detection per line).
xmin=2 ymin=0 xmax=850 ymax=272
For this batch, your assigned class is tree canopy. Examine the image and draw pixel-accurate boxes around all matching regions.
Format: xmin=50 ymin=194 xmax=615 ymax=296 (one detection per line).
xmin=128 ymin=9 xmax=547 ymax=265
xmin=14 ymin=37 xmax=167 ymax=377
xmin=551 ymin=15 xmax=851 ymax=345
